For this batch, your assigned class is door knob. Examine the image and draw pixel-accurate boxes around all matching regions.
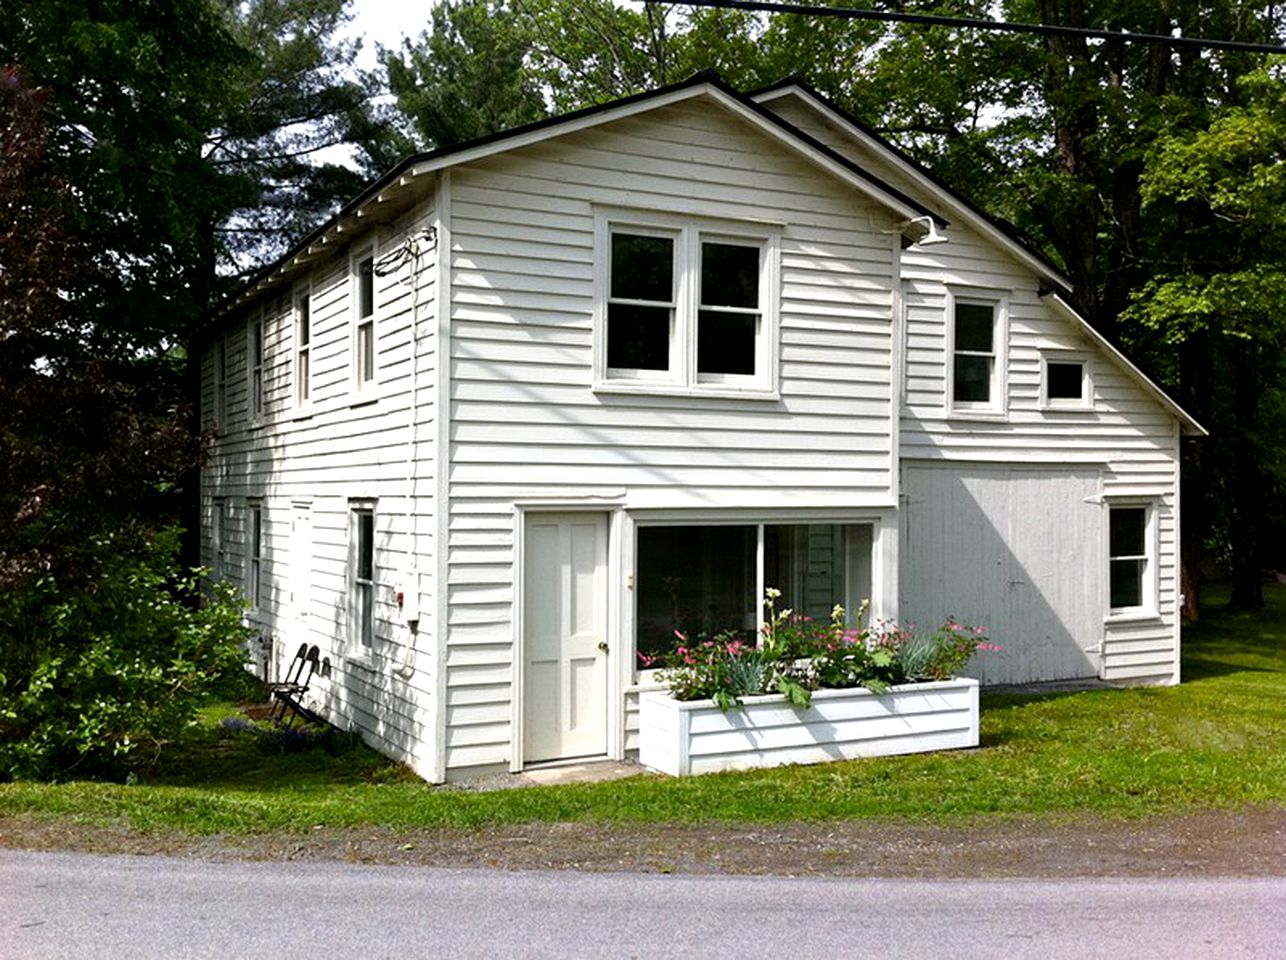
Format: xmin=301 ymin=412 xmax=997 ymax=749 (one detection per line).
xmin=597 ymin=641 xmax=609 ymax=652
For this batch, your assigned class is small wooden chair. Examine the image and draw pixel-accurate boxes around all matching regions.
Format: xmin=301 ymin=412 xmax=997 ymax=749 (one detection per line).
xmin=268 ymin=644 xmax=320 ymax=724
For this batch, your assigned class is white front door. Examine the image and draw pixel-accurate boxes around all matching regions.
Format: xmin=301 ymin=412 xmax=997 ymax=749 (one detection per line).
xmin=523 ymin=512 xmax=609 ymax=763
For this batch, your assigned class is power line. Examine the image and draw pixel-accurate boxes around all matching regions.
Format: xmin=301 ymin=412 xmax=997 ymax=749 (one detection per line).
xmin=651 ymin=0 xmax=1286 ymax=55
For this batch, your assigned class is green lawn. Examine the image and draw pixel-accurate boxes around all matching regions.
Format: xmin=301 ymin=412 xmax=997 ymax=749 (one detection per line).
xmin=2 ymin=583 xmax=1283 ymax=835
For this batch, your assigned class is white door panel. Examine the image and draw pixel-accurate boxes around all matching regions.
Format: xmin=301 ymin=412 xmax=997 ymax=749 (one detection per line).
xmin=523 ymin=513 xmax=608 ymax=762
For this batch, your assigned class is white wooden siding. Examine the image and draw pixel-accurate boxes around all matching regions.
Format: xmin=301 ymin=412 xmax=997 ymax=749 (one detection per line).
xmin=199 ymin=203 xmax=442 ymax=774
xmin=761 ymin=95 xmax=1182 ymax=686
xmin=441 ymin=101 xmax=902 ymax=772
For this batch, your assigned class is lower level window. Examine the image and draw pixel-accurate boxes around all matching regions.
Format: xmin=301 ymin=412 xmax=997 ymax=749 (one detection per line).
xmin=352 ymin=505 xmax=375 ymax=648
xmin=248 ymin=502 xmax=263 ymax=610
xmin=635 ymin=523 xmax=873 ymax=662
xmin=1109 ymin=505 xmax=1150 ymax=611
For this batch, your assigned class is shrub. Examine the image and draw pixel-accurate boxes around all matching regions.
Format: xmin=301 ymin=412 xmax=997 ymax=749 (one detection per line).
xmin=0 ymin=528 xmax=253 ymax=781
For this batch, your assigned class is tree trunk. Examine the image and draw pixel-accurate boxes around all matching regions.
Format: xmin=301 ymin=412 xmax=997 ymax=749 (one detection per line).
xmin=1227 ymin=339 xmax=1264 ymax=610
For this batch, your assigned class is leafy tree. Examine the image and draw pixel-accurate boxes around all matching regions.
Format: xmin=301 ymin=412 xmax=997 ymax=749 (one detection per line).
xmin=0 ymin=69 xmax=250 ymax=781
xmin=384 ymin=0 xmax=548 ymax=148
xmin=1124 ymin=65 xmax=1286 ymax=608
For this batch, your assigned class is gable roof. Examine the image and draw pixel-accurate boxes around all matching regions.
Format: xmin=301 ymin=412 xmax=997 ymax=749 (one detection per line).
xmin=751 ymin=78 xmax=1204 ymax=436
xmin=216 ymin=71 xmax=939 ymax=318
xmin=209 ymin=71 xmax=1202 ymax=436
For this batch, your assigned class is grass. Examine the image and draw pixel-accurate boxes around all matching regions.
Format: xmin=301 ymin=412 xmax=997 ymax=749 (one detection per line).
xmin=2 ymin=583 xmax=1283 ymax=835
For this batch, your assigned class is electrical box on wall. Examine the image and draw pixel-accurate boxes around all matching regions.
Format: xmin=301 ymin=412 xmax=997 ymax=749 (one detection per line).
xmin=398 ymin=568 xmax=421 ymax=625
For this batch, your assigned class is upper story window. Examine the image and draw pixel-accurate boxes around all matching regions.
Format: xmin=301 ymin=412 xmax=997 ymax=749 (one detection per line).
xmin=353 ymin=249 xmax=376 ymax=395
xmin=596 ymin=212 xmax=777 ymax=395
xmin=1042 ymin=354 xmax=1092 ymax=409
xmin=248 ymin=314 xmax=265 ymax=424
xmin=294 ymin=285 xmax=312 ymax=410
xmin=948 ymin=290 xmax=1006 ymax=415
xmin=213 ymin=335 xmax=227 ymax=429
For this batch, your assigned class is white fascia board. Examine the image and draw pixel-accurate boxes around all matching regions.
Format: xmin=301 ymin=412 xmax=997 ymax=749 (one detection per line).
xmin=1043 ymin=292 xmax=1206 ymax=436
xmin=407 ymin=83 xmax=927 ymax=224
xmin=752 ymin=86 xmax=1064 ymax=287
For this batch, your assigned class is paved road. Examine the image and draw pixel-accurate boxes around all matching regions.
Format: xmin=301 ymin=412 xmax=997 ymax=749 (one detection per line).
xmin=2 ymin=849 xmax=1282 ymax=959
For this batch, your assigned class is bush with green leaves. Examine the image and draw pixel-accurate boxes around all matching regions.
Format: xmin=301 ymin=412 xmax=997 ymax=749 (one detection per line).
xmin=642 ymin=589 xmax=995 ymax=712
xmin=0 ymin=528 xmax=253 ymax=781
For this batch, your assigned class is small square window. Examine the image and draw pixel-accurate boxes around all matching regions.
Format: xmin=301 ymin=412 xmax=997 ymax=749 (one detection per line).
xmin=1047 ymin=361 xmax=1083 ymax=401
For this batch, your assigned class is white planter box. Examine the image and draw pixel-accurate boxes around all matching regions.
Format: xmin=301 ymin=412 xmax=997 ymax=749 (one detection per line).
xmin=638 ymin=679 xmax=980 ymax=777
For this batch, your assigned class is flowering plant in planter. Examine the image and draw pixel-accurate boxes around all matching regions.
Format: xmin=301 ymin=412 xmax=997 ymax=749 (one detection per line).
xmin=640 ymin=589 xmax=996 ymax=712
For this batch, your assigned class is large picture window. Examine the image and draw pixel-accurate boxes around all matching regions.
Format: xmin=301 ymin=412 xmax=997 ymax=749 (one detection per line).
xmin=599 ymin=214 xmax=776 ymax=393
xmin=635 ymin=523 xmax=873 ymax=662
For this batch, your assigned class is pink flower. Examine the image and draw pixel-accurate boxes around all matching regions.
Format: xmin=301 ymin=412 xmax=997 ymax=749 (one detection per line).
xmin=674 ymin=630 xmax=688 ymax=642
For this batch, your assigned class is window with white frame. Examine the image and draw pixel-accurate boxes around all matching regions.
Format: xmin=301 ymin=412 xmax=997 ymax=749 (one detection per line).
xmin=350 ymin=503 xmax=376 ymax=649
xmin=598 ymin=214 xmax=776 ymax=392
xmin=635 ymin=522 xmax=873 ymax=664
xmin=213 ymin=335 xmax=227 ymax=429
xmin=248 ymin=501 xmax=264 ymax=611
xmin=1108 ymin=504 xmax=1153 ymax=614
xmin=950 ymin=293 xmax=1004 ymax=411
xmin=209 ymin=497 xmax=227 ymax=578
xmin=1042 ymin=354 xmax=1091 ymax=408
xmin=248 ymin=314 xmax=264 ymax=423
xmin=353 ymin=250 xmax=376 ymax=393
xmin=294 ymin=285 xmax=311 ymax=409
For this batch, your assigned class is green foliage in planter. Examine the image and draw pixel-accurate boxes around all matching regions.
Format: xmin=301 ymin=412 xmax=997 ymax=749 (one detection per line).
xmin=643 ymin=590 xmax=992 ymax=711
xmin=0 ymin=528 xmax=254 ymax=781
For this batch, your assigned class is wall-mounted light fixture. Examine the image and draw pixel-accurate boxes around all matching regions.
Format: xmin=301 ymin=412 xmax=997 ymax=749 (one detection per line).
xmin=899 ymin=215 xmax=949 ymax=246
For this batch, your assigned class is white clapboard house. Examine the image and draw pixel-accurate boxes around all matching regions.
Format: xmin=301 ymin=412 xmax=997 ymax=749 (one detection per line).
xmin=198 ymin=73 xmax=1203 ymax=782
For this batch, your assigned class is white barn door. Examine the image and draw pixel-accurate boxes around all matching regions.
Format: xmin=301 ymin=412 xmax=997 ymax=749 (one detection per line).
xmin=901 ymin=465 xmax=1102 ymax=684
xmin=523 ymin=513 xmax=609 ymax=763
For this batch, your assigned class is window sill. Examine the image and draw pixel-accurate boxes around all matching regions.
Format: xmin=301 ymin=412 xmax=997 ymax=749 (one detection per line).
xmin=349 ymin=391 xmax=379 ymax=409
xmin=945 ymin=409 xmax=1008 ymax=423
xmin=292 ymin=406 xmax=314 ymax=422
xmin=593 ymin=381 xmax=779 ymax=402
xmin=1041 ymin=402 xmax=1094 ymax=413
xmin=346 ymin=651 xmax=379 ymax=672
xmin=1105 ymin=611 xmax=1163 ymax=626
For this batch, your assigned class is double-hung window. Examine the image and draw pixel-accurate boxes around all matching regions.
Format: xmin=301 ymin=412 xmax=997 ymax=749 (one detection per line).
xmin=248 ymin=314 xmax=264 ymax=424
xmin=211 ymin=497 xmax=228 ymax=579
xmin=213 ymin=335 xmax=227 ymax=430
xmin=598 ymin=212 xmax=776 ymax=394
xmin=353 ymin=250 xmax=376 ymax=395
xmin=248 ymin=501 xmax=264 ymax=611
xmin=351 ymin=503 xmax=376 ymax=649
xmin=294 ymin=284 xmax=311 ymax=410
xmin=949 ymin=291 xmax=1005 ymax=414
xmin=1108 ymin=504 xmax=1154 ymax=615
